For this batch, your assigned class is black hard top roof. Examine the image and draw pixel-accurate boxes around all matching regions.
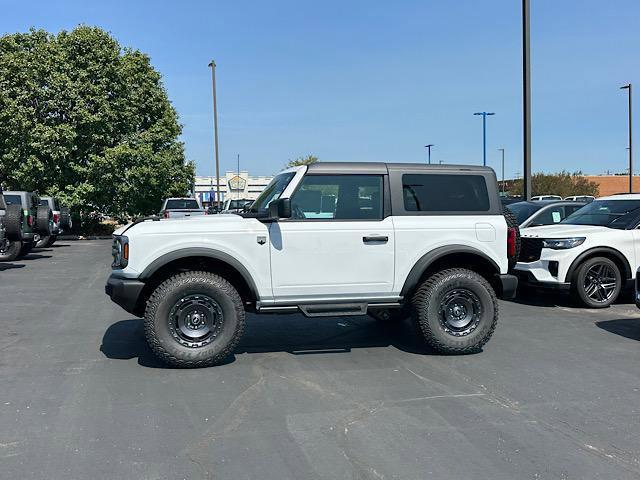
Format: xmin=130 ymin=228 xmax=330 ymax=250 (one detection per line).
xmin=306 ymin=162 xmax=493 ymax=175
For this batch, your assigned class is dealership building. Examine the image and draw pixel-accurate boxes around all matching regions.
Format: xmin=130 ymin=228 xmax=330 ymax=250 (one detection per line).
xmin=194 ymin=172 xmax=273 ymax=205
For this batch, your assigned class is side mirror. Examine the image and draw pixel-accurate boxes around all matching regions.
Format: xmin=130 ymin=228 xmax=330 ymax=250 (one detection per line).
xmin=268 ymin=198 xmax=292 ymax=220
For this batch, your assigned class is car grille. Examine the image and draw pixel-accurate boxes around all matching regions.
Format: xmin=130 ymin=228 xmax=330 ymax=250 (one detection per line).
xmin=520 ymin=238 xmax=543 ymax=263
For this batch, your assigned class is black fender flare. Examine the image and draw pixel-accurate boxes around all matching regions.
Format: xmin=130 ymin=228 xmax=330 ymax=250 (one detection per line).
xmin=140 ymin=247 xmax=260 ymax=300
xmin=400 ymin=245 xmax=501 ymax=297
xmin=564 ymin=247 xmax=632 ymax=282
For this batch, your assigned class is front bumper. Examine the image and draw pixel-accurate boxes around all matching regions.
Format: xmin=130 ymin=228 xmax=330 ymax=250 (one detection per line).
xmin=497 ymin=274 xmax=518 ymax=299
xmin=105 ymin=275 xmax=145 ymax=316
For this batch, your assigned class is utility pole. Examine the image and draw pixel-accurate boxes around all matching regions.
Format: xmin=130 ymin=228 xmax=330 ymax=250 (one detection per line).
xmin=621 ymin=84 xmax=633 ymax=192
xmin=208 ymin=60 xmax=221 ymax=209
xmin=424 ymin=144 xmax=434 ymax=164
xmin=473 ymin=112 xmax=495 ymax=166
xmin=522 ymin=0 xmax=532 ymax=200
xmin=498 ymin=148 xmax=505 ymax=194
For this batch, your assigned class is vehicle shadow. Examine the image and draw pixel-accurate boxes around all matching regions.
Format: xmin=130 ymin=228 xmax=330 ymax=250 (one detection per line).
xmin=0 ymin=263 xmax=26 ymax=271
xmin=101 ymin=314 xmax=437 ymax=368
xmin=508 ymin=287 xmax=635 ymax=309
xmin=596 ymin=319 xmax=640 ymax=341
xmin=21 ymin=253 xmax=53 ymax=260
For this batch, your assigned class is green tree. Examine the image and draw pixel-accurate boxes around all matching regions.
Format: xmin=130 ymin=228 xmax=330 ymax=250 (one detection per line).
xmin=285 ymin=154 xmax=318 ymax=168
xmin=506 ymin=171 xmax=599 ymax=198
xmin=0 ymin=26 xmax=194 ymax=219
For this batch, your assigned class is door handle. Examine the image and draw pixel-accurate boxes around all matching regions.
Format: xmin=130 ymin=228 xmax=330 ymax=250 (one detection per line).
xmin=363 ymin=235 xmax=388 ymax=243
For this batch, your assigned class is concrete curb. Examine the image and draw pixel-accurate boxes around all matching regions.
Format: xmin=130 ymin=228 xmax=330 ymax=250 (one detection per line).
xmin=57 ymin=235 xmax=113 ymax=241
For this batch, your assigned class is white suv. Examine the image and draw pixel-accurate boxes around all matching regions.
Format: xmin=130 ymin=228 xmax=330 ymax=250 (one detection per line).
xmin=106 ymin=162 xmax=518 ymax=367
xmin=515 ymin=194 xmax=640 ymax=308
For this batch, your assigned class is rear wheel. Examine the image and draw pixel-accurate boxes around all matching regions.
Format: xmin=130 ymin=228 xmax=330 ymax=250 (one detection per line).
xmin=412 ymin=268 xmax=498 ymax=354
xmin=18 ymin=241 xmax=34 ymax=259
xmin=0 ymin=240 xmax=22 ymax=262
xmin=36 ymin=235 xmax=50 ymax=248
xmin=572 ymin=257 xmax=621 ymax=308
xmin=144 ymin=271 xmax=245 ymax=368
xmin=46 ymin=235 xmax=57 ymax=247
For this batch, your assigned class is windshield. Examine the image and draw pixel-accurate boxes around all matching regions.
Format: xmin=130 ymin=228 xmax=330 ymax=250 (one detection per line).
xmin=165 ymin=199 xmax=201 ymax=210
xmin=250 ymin=172 xmax=295 ymax=212
xmin=561 ymin=199 xmax=640 ymax=229
xmin=506 ymin=202 xmax=542 ymax=225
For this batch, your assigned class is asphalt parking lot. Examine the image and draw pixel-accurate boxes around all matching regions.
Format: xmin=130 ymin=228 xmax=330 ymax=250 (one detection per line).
xmin=1 ymin=240 xmax=640 ymax=479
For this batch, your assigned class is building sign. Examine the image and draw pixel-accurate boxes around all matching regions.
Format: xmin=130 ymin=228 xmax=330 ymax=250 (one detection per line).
xmin=228 ymin=175 xmax=246 ymax=192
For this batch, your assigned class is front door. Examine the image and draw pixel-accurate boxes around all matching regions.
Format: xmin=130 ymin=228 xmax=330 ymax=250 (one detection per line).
xmin=269 ymin=174 xmax=395 ymax=301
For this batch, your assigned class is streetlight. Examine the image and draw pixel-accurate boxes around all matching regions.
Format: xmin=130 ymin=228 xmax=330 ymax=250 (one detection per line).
xmin=424 ymin=144 xmax=434 ymax=164
xmin=522 ymin=0 xmax=532 ymax=200
xmin=473 ymin=112 xmax=495 ymax=166
xmin=208 ymin=60 xmax=221 ymax=209
xmin=498 ymin=148 xmax=505 ymax=194
xmin=621 ymin=84 xmax=633 ymax=192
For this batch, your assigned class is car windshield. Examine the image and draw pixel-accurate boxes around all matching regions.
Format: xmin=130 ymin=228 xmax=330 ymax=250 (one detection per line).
xmin=165 ymin=199 xmax=200 ymax=210
xmin=561 ymin=199 xmax=640 ymax=229
xmin=249 ymin=172 xmax=295 ymax=213
xmin=506 ymin=202 xmax=542 ymax=224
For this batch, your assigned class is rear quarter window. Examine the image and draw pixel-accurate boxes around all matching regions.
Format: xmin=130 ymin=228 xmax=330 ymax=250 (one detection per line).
xmin=165 ymin=199 xmax=200 ymax=210
xmin=402 ymin=174 xmax=490 ymax=212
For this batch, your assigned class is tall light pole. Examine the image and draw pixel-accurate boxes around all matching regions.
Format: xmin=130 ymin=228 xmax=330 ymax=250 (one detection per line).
xmin=473 ymin=112 xmax=495 ymax=166
xmin=498 ymin=148 xmax=505 ymax=194
xmin=208 ymin=60 xmax=221 ymax=208
xmin=424 ymin=144 xmax=434 ymax=164
xmin=522 ymin=0 xmax=532 ymax=200
xmin=621 ymin=84 xmax=633 ymax=192
xmin=236 ymin=153 xmax=240 ymax=200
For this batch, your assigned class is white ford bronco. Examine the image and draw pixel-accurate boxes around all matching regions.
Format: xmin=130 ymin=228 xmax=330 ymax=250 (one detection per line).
xmin=106 ymin=162 xmax=519 ymax=367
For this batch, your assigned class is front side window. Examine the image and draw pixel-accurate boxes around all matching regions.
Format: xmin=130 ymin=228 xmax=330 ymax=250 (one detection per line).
xmin=290 ymin=175 xmax=383 ymax=220
xmin=403 ymin=174 xmax=490 ymax=212
xmin=249 ymin=172 xmax=295 ymax=213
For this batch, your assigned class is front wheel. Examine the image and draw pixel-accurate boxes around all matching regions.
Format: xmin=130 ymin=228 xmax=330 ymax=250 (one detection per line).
xmin=144 ymin=271 xmax=245 ymax=368
xmin=572 ymin=257 xmax=622 ymax=308
xmin=36 ymin=235 xmax=50 ymax=249
xmin=411 ymin=268 xmax=498 ymax=354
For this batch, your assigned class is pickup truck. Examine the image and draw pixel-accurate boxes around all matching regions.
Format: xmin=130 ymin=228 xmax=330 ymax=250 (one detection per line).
xmin=107 ymin=162 xmax=519 ymax=367
xmin=159 ymin=198 xmax=206 ymax=219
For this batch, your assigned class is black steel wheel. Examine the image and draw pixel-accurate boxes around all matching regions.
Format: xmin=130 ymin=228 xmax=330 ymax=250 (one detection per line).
xmin=412 ymin=268 xmax=498 ymax=354
xmin=144 ymin=271 xmax=245 ymax=368
xmin=573 ymin=257 xmax=621 ymax=308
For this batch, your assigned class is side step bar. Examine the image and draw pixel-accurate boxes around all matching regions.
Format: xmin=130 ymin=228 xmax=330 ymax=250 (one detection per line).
xmin=258 ymin=302 xmax=402 ymax=317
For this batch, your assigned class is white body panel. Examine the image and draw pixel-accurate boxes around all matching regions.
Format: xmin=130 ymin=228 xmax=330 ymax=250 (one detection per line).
xmin=116 ymin=215 xmax=273 ymax=301
xmin=393 ymin=216 xmax=509 ymax=291
xmin=268 ymin=217 xmax=395 ymax=302
xmin=515 ymin=224 xmax=637 ymax=284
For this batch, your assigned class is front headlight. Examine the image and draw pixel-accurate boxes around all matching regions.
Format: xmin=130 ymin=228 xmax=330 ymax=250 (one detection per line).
xmin=111 ymin=235 xmax=129 ymax=268
xmin=542 ymin=237 xmax=585 ymax=249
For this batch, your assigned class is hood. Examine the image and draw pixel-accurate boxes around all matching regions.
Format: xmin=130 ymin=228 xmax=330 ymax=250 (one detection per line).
xmin=116 ymin=213 xmax=252 ymax=236
xmin=520 ymin=224 xmax=613 ymax=238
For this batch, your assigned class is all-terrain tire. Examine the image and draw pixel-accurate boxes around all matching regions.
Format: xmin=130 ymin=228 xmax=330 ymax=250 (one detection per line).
xmin=0 ymin=240 xmax=23 ymax=262
xmin=36 ymin=235 xmax=50 ymax=249
xmin=411 ymin=268 xmax=498 ymax=354
xmin=144 ymin=271 xmax=245 ymax=368
xmin=36 ymin=205 xmax=52 ymax=235
xmin=46 ymin=235 xmax=57 ymax=247
xmin=571 ymin=256 xmax=622 ymax=308
xmin=503 ymin=206 xmax=521 ymax=269
xmin=4 ymin=204 xmax=24 ymax=241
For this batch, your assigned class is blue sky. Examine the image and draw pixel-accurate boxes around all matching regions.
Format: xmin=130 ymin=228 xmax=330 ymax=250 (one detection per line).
xmin=3 ymin=0 xmax=639 ymax=178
